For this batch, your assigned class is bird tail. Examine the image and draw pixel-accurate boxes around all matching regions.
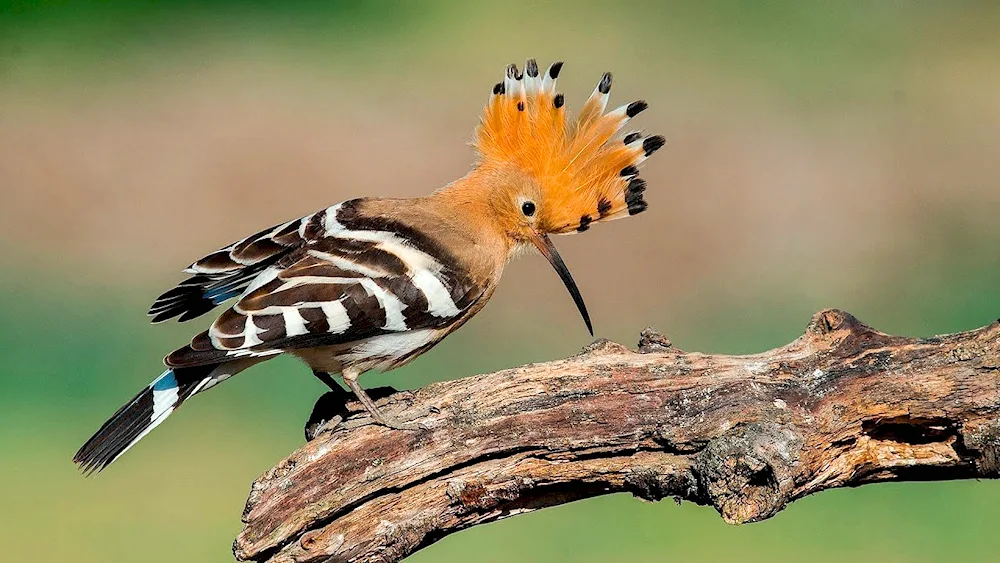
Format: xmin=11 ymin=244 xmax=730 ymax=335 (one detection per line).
xmin=73 ymin=364 xmax=223 ymax=475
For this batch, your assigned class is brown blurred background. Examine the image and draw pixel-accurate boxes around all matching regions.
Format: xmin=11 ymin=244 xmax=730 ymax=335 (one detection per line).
xmin=2 ymin=2 xmax=999 ymax=562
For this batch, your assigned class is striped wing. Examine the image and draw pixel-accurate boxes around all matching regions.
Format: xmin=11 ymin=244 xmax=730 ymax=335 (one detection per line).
xmin=164 ymin=201 xmax=483 ymax=368
xmin=148 ymin=213 xmax=326 ymax=323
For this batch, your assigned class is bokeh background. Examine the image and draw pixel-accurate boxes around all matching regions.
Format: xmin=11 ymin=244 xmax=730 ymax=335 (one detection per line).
xmin=2 ymin=1 xmax=999 ymax=561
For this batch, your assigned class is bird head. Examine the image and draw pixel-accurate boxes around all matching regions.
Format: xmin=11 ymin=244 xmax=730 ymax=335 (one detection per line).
xmin=451 ymin=59 xmax=665 ymax=335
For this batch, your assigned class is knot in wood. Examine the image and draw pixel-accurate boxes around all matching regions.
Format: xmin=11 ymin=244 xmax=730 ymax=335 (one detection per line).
xmin=806 ymin=309 xmax=855 ymax=335
xmin=962 ymin=419 xmax=1000 ymax=476
xmin=638 ymin=327 xmax=673 ymax=353
xmin=580 ymin=338 xmax=631 ymax=356
xmin=446 ymin=479 xmax=493 ymax=510
xmin=696 ymin=423 xmax=802 ymax=524
xmin=624 ymin=465 xmax=699 ymax=502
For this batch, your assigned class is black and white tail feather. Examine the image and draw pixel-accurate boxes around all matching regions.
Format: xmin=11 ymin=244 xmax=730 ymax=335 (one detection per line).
xmin=75 ymin=216 xmax=317 ymax=474
xmin=73 ymin=365 xmax=216 ymax=475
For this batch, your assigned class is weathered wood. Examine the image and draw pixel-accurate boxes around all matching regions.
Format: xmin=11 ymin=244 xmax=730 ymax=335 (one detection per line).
xmin=234 ymin=309 xmax=1000 ymax=563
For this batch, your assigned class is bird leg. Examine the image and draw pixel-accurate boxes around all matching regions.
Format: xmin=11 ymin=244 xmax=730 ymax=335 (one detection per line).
xmin=311 ymin=370 xmax=345 ymax=393
xmin=341 ymin=367 xmax=426 ymax=431
xmin=306 ymin=371 xmax=407 ymax=438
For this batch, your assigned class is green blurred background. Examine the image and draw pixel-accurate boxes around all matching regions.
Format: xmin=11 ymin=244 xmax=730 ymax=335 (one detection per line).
xmin=2 ymin=1 xmax=999 ymax=561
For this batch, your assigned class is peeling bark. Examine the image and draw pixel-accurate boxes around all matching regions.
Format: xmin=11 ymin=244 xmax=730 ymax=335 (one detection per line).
xmin=234 ymin=309 xmax=1000 ymax=563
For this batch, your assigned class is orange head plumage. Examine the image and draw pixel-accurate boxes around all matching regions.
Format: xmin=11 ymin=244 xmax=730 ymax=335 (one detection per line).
xmin=436 ymin=59 xmax=665 ymax=335
xmin=472 ymin=59 xmax=664 ymax=239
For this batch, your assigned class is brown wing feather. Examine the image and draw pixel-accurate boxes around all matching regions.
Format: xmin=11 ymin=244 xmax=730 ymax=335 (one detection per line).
xmin=148 ymin=213 xmax=323 ymax=323
xmin=164 ymin=204 xmax=486 ymax=368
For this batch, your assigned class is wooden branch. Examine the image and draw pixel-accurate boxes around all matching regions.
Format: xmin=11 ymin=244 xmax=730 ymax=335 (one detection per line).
xmin=234 ymin=309 xmax=1000 ymax=563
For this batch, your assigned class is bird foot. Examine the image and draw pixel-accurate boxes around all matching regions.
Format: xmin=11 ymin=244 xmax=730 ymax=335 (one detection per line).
xmin=340 ymin=403 xmax=436 ymax=432
xmin=305 ymin=414 xmax=344 ymax=441
xmin=304 ymin=385 xmax=400 ymax=440
xmin=373 ymin=405 xmax=438 ymax=431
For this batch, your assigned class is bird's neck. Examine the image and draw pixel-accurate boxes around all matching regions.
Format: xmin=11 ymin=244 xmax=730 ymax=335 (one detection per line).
xmin=425 ymin=168 xmax=516 ymax=257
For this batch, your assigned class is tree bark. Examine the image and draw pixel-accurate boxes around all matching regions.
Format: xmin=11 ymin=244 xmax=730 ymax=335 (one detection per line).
xmin=234 ymin=309 xmax=1000 ymax=563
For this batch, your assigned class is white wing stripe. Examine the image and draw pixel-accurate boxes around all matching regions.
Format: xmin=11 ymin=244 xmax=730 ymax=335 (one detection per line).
xmin=308 ymin=249 xmax=386 ymax=278
xmin=298 ymin=213 xmax=316 ymax=238
xmin=411 ymin=270 xmax=460 ymax=317
xmin=243 ymin=316 xmax=263 ymax=347
xmin=333 ymin=230 xmax=443 ymax=274
xmin=323 ymin=204 xmax=345 ymax=233
xmin=320 ymin=300 xmax=351 ymax=334
xmin=225 ymin=349 xmax=282 ymax=358
xmin=281 ymin=307 xmax=309 ymax=337
xmin=358 ymin=279 xmax=408 ymax=331
xmin=241 ymin=266 xmax=281 ymax=298
xmin=272 ymin=276 xmax=365 ymax=292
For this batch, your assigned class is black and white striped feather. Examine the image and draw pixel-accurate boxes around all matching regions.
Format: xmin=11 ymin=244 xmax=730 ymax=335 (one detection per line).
xmin=148 ymin=215 xmax=315 ymax=323
xmin=161 ymin=199 xmax=485 ymax=370
xmin=73 ymin=365 xmax=214 ymax=474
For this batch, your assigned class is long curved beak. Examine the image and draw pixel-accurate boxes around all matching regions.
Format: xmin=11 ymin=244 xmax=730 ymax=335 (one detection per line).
xmin=530 ymin=232 xmax=594 ymax=336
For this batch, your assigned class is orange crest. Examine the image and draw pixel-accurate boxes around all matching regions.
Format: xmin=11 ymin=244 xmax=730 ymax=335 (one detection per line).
xmin=475 ymin=59 xmax=664 ymax=234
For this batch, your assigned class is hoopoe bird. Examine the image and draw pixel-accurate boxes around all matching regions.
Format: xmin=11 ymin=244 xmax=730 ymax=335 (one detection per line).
xmin=74 ymin=59 xmax=664 ymax=474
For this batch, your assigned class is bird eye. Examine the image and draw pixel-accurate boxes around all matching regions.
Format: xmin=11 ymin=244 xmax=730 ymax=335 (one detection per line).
xmin=521 ymin=201 xmax=536 ymax=217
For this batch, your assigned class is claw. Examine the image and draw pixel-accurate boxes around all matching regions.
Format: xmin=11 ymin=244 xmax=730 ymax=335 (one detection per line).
xmin=304 ymin=390 xmax=351 ymax=440
xmin=305 ymin=414 xmax=343 ymax=441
